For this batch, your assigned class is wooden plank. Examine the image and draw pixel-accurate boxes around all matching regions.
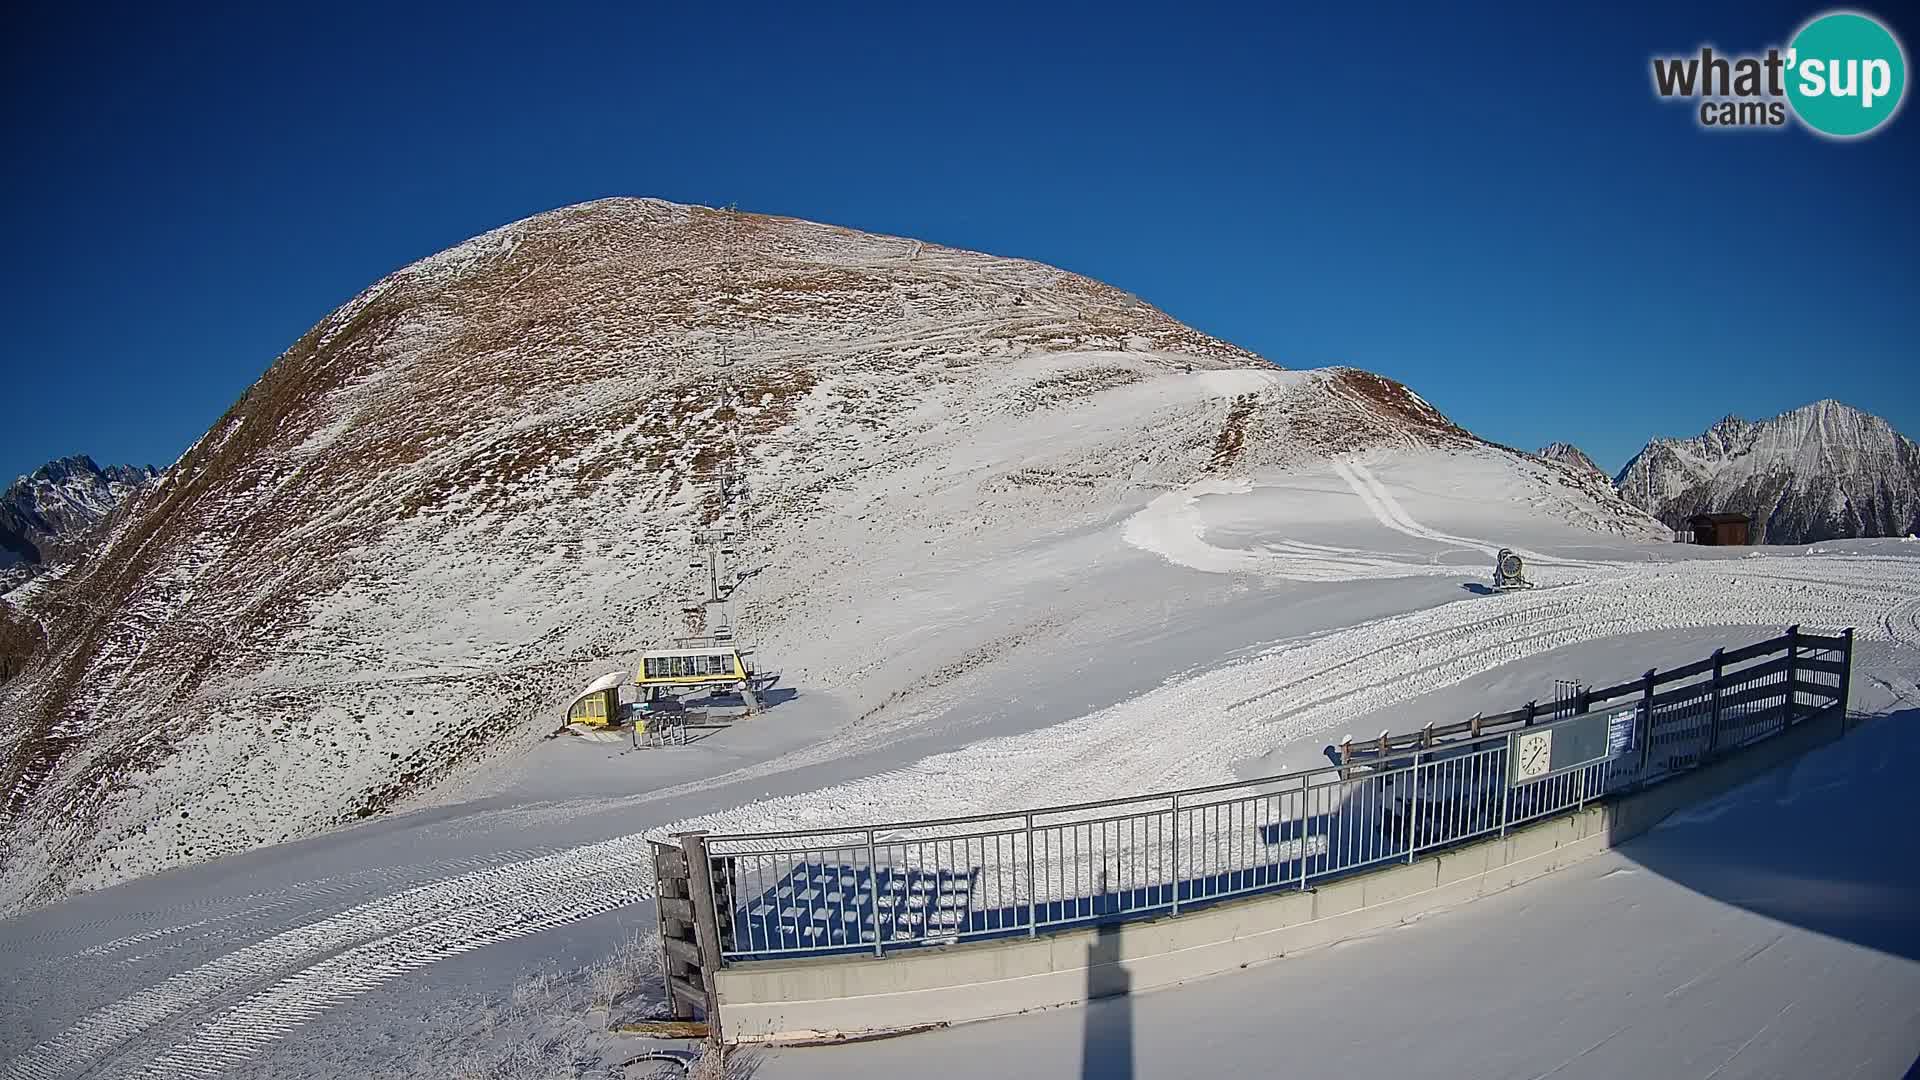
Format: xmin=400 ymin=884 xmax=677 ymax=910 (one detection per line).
xmin=1650 ymin=682 xmax=1711 ymax=709
xmin=1722 ymin=654 xmax=1792 ymax=683
xmin=653 ymin=848 xmax=689 ymax=878
xmin=1721 ymin=680 xmax=1793 ymax=711
xmin=667 ymin=974 xmax=707 ymax=1010
xmin=1583 ymin=679 xmax=1642 ymax=704
xmin=652 ymin=841 xmax=685 ymax=1021
xmin=1791 ymin=678 xmax=1842 ymax=704
xmin=662 ymin=935 xmax=702 ymax=967
xmin=681 ymin=832 xmax=727 ymax=1043
xmin=615 ymin=1019 xmax=710 ymax=1039
xmin=1798 ymin=657 xmax=1847 ymax=677
xmin=658 ymin=897 xmax=695 ymax=923
xmin=1797 ymin=631 xmax=1848 ymax=652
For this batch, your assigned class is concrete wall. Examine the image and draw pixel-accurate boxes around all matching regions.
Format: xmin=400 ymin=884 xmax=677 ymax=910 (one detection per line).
xmin=715 ymin=707 xmax=1847 ymax=1044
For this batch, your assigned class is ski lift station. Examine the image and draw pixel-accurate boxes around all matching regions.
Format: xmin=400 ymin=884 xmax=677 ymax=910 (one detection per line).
xmin=563 ymin=641 xmax=764 ymax=733
xmin=637 ymin=642 xmax=758 ymax=702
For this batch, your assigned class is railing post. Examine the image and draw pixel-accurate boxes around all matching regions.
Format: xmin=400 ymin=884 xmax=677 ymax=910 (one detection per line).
xmin=1025 ymin=813 xmax=1038 ymax=938
xmin=1840 ymin=627 xmax=1855 ymax=732
xmin=1298 ymin=774 xmax=1312 ymax=891
xmin=1784 ymin=624 xmax=1801 ymax=730
xmin=1705 ymin=648 xmax=1725 ymax=758
xmin=1499 ymin=758 xmax=1512 ymax=838
xmin=678 ymin=831 xmax=725 ymax=1047
xmin=1170 ymin=792 xmax=1182 ymax=916
xmin=1637 ymin=669 xmax=1657 ymax=774
xmin=1406 ymin=750 xmax=1423 ymax=863
xmin=866 ymin=828 xmax=883 ymax=957
xmin=1523 ymin=701 xmax=1537 ymax=727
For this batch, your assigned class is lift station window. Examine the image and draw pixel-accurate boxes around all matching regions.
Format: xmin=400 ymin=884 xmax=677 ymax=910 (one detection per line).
xmin=641 ymin=652 xmax=740 ymax=680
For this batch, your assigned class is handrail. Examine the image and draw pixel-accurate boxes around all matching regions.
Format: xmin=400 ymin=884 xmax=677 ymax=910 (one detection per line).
xmin=676 ymin=625 xmax=1856 ymax=975
xmin=694 ymin=626 xmax=1837 ymax=847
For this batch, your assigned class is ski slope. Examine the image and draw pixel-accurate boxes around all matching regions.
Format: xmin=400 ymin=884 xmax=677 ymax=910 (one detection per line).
xmin=672 ymin=453 xmax=1920 ymax=838
xmin=4 ymin=448 xmax=1919 ymax=1080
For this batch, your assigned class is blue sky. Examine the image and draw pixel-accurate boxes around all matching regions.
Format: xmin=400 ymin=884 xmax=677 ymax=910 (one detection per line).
xmin=1 ymin=1 xmax=1913 ymax=484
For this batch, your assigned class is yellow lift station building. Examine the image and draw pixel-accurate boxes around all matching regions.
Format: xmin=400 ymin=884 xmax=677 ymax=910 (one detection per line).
xmin=636 ymin=645 xmax=752 ymax=690
xmin=566 ymin=670 xmax=627 ymax=729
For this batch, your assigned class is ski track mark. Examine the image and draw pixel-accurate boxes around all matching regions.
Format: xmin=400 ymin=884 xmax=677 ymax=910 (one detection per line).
xmin=1 ymin=840 xmax=655 ymax=1080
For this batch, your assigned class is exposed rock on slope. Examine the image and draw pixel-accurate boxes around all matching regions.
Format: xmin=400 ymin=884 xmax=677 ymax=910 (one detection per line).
xmin=1536 ymin=442 xmax=1606 ymax=481
xmin=1616 ymin=401 xmax=1920 ymax=543
xmin=0 ymin=198 xmax=1649 ymax=909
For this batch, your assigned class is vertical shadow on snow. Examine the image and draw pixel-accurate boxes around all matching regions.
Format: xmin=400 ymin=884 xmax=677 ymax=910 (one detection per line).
xmin=1614 ymin=708 xmax=1920 ymax=965
xmin=1080 ymin=873 xmax=1134 ymax=1080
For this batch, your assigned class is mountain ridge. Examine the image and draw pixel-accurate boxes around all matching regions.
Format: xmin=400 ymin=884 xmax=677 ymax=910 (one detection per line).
xmin=1615 ymin=399 xmax=1920 ymax=543
xmin=0 ymin=455 xmax=158 ymax=591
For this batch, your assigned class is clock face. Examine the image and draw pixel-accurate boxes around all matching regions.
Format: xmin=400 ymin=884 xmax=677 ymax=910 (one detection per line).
xmin=1515 ymin=731 xmax=1553 ymax=781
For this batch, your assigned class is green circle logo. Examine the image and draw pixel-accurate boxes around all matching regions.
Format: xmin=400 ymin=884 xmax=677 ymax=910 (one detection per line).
xmin=1786 ymin=11 xmax=1907 ymax=137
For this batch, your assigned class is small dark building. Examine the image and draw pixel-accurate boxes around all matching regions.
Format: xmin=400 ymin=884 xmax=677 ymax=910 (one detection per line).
xmin=1691 ymin=512 xmax=1752 ymax=546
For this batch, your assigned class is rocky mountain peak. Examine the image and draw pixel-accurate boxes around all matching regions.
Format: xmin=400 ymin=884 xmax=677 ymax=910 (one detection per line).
xmin=1 ymin=454 xmax=159 ymax=578
xmin=1536 ymin=442 xmax=1606 ymax=480
xmin=1616 ymin=400 xmax=1920 ymax=543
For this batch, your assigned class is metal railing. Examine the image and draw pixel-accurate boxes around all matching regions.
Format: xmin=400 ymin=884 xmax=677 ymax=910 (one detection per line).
xmin=658 ymin=626 xmax=1853 ymax=971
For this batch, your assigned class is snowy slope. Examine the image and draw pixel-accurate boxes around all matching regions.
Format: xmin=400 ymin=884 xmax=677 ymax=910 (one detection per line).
xmin=668 ymin=456 xmax=1916 ymax=840
xmin=0 ymin=198 xmax=1663 ymax=911
xmin=1616 ymin=401 xmax=1920 ymax=543
xmin=0 ymin=456 xmax=157 ymax=589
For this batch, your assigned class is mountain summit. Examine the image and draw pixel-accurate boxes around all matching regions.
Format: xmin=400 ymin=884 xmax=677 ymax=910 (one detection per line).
xmin=1616 ymin=400 xmax=1920 ymax=543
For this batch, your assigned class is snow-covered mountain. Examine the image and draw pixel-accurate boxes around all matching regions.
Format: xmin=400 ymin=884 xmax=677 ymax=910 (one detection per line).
xmin=1536 ymin=442 xmax=1606 ymax=481
xmin=1615 ymin=401 xmax=1920 ymax=544
xmin=0 ymin=198 xmax=1659 ymax=908
xmin=0 ymin=455 xmax=158 ymax=588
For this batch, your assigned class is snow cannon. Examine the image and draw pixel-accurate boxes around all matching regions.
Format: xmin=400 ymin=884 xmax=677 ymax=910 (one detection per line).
xmin=1493 ymin=548 xmax=1533 ymax=591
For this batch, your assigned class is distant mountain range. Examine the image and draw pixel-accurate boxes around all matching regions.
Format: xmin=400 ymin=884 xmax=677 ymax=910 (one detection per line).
xmin=1610 ymin=400 xmax=1920 ymax=544
xmin=1 ymin=455 xmax=158 ymax=589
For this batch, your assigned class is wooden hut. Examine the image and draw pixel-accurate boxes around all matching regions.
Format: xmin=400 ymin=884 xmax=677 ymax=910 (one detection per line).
xmin=1690 ymin=512 xmax=1752 ymax=546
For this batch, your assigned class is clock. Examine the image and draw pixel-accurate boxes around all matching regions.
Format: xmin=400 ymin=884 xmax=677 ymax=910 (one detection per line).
xmin=1514 ymin=730 xmax=1553 ymax=782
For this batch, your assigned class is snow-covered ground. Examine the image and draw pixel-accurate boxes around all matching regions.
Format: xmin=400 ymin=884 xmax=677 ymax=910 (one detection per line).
xmin=662 ymin=452 xmax=1920 ymax=840
xmin=756 ymin=707 xmax=1920 ymax=1080
xmin=3 ymin=446 xmax=1917 ymax=1080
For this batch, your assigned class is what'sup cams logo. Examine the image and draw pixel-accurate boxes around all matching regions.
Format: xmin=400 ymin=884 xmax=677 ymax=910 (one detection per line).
xmin=1652 ymin=10 xmax=1907 ymax=137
